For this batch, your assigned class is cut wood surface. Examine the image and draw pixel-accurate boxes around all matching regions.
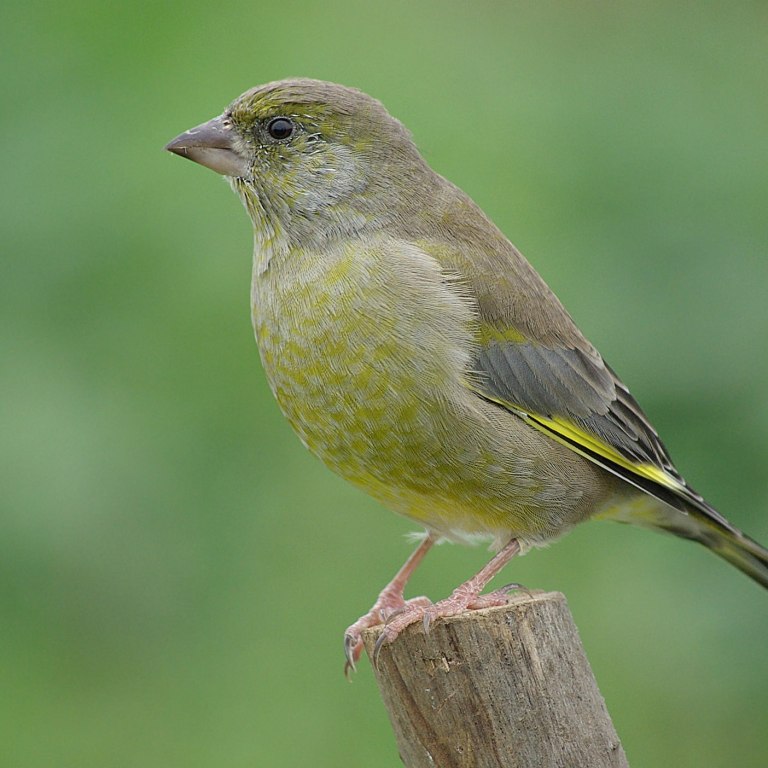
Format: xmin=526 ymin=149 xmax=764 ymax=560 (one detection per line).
xmin=363 ymin=591 xmax=628 ymax=768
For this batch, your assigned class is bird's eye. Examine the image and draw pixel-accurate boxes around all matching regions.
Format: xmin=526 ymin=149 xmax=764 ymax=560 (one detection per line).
xmin=266 ymin=117 xmax=295 ymax=141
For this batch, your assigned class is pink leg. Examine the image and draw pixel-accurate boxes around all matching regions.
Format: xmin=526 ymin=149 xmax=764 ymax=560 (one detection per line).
xmin=373 ymin=537 xmax=522 ymax=663
xmin=344 ymin=534 xmax=435 ymax=675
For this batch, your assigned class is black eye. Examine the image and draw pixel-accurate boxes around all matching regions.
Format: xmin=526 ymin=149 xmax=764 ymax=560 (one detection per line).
xmin=267 ymin=117 xmax=295 ymax=140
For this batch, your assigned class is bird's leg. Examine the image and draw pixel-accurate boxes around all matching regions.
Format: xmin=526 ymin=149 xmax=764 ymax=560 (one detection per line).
xmin=373 ymin=537 xmax=522 ymax=663
xmin=344 ymin=533 xmax=435 ymax=675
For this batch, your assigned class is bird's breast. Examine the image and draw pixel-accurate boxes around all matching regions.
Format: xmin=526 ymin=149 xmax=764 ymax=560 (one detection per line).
xmin=250 ymin=237 xmax=477 ymax=489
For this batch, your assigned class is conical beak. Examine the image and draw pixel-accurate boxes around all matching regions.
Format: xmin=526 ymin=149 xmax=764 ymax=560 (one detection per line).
xmin=165 ymin=115 xmax=248 ymax=177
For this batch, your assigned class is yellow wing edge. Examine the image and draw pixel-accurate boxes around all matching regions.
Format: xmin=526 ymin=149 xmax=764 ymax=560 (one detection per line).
xmin=476 ymin=390 xmax=686 ymax=493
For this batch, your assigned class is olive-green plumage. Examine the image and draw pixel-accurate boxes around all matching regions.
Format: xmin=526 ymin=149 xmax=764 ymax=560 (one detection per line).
xmin=166 ymin=79 xmax=768 ymax=595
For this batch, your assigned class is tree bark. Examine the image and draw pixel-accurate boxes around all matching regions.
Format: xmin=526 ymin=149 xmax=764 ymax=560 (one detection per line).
xmin=363 ymin=591 xmax=628 ymax=768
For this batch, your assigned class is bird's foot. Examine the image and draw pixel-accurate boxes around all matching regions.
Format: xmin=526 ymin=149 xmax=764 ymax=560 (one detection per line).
xmin=344 ymin=593 xmax=431 ymax=676
xmin=372 ymin=581 xmax=522 ymax=666
xmin=464 ymin=582 xmax=525 ymax=611
xmin=343 ymin=534 xmax=436 ymax=675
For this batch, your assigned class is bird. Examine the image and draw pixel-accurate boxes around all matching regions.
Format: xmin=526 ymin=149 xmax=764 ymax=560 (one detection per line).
xmin=165 ymin=78 xmax=768 ymax=672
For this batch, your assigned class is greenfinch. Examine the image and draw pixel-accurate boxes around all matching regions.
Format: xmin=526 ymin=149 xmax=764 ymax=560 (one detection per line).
xmin=166 ymin=79 xmax=768 ymax=671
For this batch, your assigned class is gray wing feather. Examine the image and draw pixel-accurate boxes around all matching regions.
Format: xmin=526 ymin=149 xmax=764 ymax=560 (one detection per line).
xmin=476 ymin=341 xmax=682 ymax=480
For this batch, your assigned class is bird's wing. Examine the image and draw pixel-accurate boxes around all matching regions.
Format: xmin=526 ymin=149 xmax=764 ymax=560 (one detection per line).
xmin=419 ymin=236 xmax=734 ymax=530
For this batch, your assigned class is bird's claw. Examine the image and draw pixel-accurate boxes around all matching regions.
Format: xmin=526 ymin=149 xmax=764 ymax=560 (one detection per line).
xmin=373 ymin=630 xmax=387 ymax=669
xmin=343 ymin=632 xmax=362 ymax=678
xmin=467 ymin=582 xmax=526 ymax=609
xmin=346 ymin=595 xmax=433 ymax=674
xmin=343 ymin=606 xmax=390 ymax=677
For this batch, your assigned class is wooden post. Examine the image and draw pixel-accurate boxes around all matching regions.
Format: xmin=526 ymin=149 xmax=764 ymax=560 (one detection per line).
xmin=362 ymin=591 xmax=628 ymax=768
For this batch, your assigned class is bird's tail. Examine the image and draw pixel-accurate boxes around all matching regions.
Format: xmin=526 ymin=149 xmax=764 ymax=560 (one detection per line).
xmin=696 ymin=522 xmax=768 ymax=589
xmin=604 ymin=494 xmax=768 ymax=589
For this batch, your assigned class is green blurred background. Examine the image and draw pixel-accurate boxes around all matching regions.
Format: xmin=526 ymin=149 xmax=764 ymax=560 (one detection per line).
xmin=2 ymin=1 xmax=767 ymax=766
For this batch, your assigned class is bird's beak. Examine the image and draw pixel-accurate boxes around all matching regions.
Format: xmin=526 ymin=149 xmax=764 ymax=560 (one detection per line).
xmin=165 ymin=115 xmax=249 ymax=177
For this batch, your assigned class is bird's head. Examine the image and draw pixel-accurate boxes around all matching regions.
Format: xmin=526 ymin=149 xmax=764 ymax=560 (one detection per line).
xmin=166 ymin=79 xmax=430 ymax=247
